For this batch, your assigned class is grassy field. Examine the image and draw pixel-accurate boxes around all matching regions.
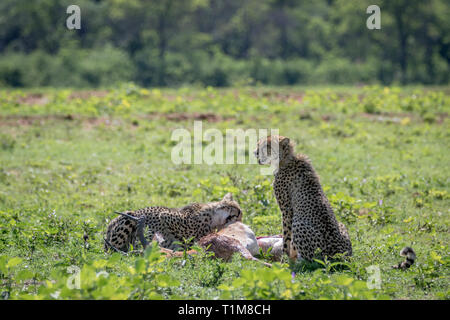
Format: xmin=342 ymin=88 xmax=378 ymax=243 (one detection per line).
xmin=0 ymin=85 xmax=449 ymax=300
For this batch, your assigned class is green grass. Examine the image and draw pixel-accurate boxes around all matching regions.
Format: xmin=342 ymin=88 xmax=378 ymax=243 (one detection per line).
xmin=0 ymin=84 xmax=449 ymax=299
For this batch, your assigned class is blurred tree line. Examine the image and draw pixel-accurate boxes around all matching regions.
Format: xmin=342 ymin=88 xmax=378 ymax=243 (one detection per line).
xmin=0 ymin=0 xmax=448 ymax=87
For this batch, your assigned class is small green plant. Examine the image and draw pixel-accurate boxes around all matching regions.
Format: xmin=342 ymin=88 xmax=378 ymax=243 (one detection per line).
xmin=219 ymin=264 xmax=386 ymax=300
xmin=413 ymin=251 xmax=449 ymax=290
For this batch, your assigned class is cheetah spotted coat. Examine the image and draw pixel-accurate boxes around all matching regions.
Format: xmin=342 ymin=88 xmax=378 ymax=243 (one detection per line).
xmin=104 ymin=193 xmax=242 ymax=252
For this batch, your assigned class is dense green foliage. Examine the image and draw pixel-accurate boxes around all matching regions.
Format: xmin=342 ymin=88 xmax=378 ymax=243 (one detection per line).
xmin=0 ymin=85 xmax=449 ymax=299
xmin=0 ymin=0 xmax=449 ymax=87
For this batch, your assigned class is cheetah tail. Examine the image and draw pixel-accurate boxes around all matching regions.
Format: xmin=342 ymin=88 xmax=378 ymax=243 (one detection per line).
xmin=104 ymin=237 xmax=128 ymax=255
xmin=392 ymin=246 xmax=416 ymax=270
xmin=114 ymin=211 xmax=140 ymax=221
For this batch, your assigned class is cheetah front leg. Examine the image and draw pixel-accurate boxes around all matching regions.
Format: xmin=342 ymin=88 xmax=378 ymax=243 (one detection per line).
xmin=276 ymin=196 xmax=294 ymax=258
xmin=282 ymin=214 xmax=293 ymax=257
xmin=274 ymin=183 xmax=294 ymax=259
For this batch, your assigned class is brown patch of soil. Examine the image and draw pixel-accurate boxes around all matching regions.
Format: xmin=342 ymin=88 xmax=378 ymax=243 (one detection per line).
xmin=0 ymin=112 xmax=231 ymax=128
xmin=321 ymin=114 xmax=336 ymax=122
xmin=68 ymin=90 xmax=109 ymax=100
xmin=81 ymin=117 xmax=124 ymax=130
xmin=0 ymin=114 xmax=73 ymax=127
xmin=16 ymin=93 xmax=49 ymax=106
xmin=253 ymin=91 xmax=304 ymax=103
xmin=162 ymin=112 xmax=226 ymax=122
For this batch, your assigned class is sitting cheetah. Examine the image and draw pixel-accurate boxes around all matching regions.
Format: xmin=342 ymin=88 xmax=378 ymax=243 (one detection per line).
xmin=254 ymin=135 xmax=352 ymax=261
xmin=104 ymin=193 xmax=242 ymax=252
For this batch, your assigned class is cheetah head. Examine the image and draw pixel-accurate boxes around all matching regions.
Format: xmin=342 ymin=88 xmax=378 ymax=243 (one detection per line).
xmin=254 ymin=135 xmax=293 ymax=166
xmin=211 ymin=193 xmax=242 ymax=228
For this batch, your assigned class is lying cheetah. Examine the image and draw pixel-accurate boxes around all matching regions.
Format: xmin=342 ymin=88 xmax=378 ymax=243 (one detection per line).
xmin=104 ymin=193 xmax=242 ymax=252
xmin=254 ymin=135 xmax=352 ymax=261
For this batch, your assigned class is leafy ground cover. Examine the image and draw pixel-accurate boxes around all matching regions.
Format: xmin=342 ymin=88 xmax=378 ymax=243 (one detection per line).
xmin=0 ymin=85 xmax=449 ymax=299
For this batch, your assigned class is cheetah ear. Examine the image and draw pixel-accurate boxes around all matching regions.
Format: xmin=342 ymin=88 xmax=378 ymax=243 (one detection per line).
xmin=222 ymin=193 xmax=233 ymax=201
xmin=280 ymin=137 xmax=290 ymax=147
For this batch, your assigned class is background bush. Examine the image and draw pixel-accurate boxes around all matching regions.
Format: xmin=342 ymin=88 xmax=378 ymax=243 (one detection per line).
xmin=0 ymin=0 xmax=449 ymax=88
